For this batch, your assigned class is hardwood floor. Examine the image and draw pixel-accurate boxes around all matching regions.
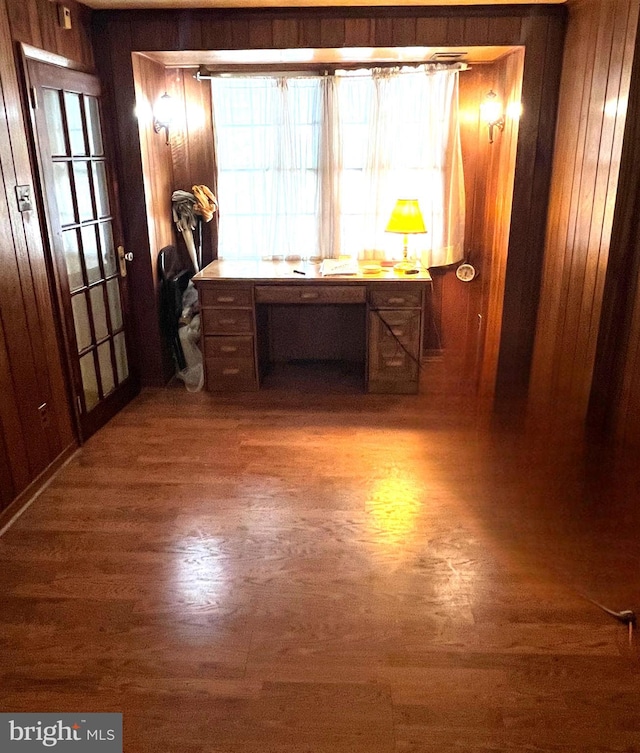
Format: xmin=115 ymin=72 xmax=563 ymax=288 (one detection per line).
xmin=1 ymin=387 xmax=640 ymax=752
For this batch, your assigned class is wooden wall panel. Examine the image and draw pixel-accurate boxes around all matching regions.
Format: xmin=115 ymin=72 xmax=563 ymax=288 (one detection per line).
xmin=587 ymin=2 xmax=640 ymax=446
xmin=131 ymin=52 xmax=176 ymax=382
xmin=0 ymin=0 xmax=76 ymax=516
xmin=93 ymin=4 xmax=565 ymax=396
xmin=494 ymin=14 xmax=565 ymax=403
xmin=5 ymin=0 xmax=93 ymax=70
xmin=424 ymin=50 xmax=524 ymax=400
xmin=480 ymin=50 xmax=526 ymax=405
xmin=529 ymin=0 xmax=639 ymax=431
xmin=166 ymin=67 xmax=217 ymax=267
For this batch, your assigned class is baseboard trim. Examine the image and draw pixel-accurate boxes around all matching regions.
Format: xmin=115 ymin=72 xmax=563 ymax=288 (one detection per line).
xmin=0 ymin=443 xmax=78 ymax=537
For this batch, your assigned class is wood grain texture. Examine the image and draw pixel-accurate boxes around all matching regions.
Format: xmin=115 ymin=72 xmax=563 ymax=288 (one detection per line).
xmin=424 ymin=51 xmax=523 ymax=401
xmin=0 ymin=0 xmax=76 ymax=513
xmin=166 ymin=67 xmax=217 ymax=266
xmin=494 ymin=13 xmax=566 ymax=405
xmin=90 ymin=15 xmax=171 ymax=387
xmin=480 ymin=50 xmax=525 ymax=407
xmin=529 ymin=0 xmax=639 ymax=432
xmin=586 ymin=1 xmax=640 ymax=446
xmin=132 ymin=53 xmax=177 ymax=382
xmin=5 ymin=0 xmax=94 ymax=70
xmin=1 ymin=387 xmax=640 ymax=751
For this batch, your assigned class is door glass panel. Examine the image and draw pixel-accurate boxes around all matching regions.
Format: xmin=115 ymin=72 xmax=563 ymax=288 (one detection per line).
xmin=90 ymin=285 xmax=109 ymax=341
xmin=71 ymin=292 xmax=91 ymax=352
xmin=81 ymin=225 xmax=101 ymax=284
xmin=64 ymin=92 xmax=86 ymax=156
xmin=98 ymin=342 xmax=115 ymax=397
xmin=43 ymin=89 xmax=66 ymax=156
xmin=94 ymin=161 xmax=110 ymax=217
xmin=107 ymin=278 xmax=123 ymax=331
xmin=62 ymin=229 xmax=83 ymax=290
xmin=80 ymin=353 xmax=99 ymax=410
xmin=114 ymin=332 xmax=129 ymax=384
xmin=73 ymin=162 xmax=94 ymax=221
xmin=85 ymin=96 xmax=104 ymax=156
xmin=99 ymin=221 xmax=116 ymax=276
xmin=53 ymin=162 xmax=75 ymax=225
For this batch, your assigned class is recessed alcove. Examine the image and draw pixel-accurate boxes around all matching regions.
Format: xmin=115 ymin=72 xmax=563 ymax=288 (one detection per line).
xmin=132 ymin=44 xmax=524 ymax=399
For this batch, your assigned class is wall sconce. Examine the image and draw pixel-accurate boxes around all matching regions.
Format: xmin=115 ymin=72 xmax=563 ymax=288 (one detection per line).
xmin=480 ymin=90 xmax=504 ymax=144
xmin=153 ymin=92 xmax=173 ymax=146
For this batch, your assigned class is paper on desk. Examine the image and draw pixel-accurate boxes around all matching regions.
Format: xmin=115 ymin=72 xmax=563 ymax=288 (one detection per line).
xmin=319 ymin=259 xmax=359 ymax=276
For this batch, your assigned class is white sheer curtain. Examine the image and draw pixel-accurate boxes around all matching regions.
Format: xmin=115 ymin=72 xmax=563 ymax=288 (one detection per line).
xmin=211 ymin=66 xmax=465 ymax=266
xmin=336 ymin=66 xmax=465 ymax=266
xmin=211 ymin=76 xmax=322 ymax=260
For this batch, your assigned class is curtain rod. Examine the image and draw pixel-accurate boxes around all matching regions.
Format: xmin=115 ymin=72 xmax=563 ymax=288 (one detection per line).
xmin=195 ymin=62 xmax=468 ymax=80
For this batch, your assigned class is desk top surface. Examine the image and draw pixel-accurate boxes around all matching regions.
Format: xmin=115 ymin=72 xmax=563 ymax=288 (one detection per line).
xmin=193 ymin=259 xmax=432 ymax=284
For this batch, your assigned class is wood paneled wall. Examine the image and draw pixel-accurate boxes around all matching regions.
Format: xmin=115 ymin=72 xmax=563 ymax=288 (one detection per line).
xmin=529 ymin=0 xmax=639 ymax=431
xmin=588 ymin=2 xmax=640 ymax=446
xmin=165 ymin=67 xmax=217 ymax=268
xmin=0 ymin=0 xmax=76 ymax=522
xmin=131 ymin=53 xmax=177 ymax=383
xmin=93 ymin=5 xmax=566 ymax=396
xmin=426 ymin=49 xmax=524 ymax=400
xmin=132 ymin=54 xmax=175 ymax=284
xmin=5 ymin=0 xmax=93 ymax=69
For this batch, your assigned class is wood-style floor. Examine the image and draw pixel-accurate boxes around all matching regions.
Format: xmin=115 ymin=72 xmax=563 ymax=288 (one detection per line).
xmin=1 ymin=386 xmax=640 ymax=752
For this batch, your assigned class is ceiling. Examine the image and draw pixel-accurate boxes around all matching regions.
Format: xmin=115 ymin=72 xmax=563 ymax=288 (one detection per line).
xmin=83 ymin=0 xmax=565 ymax=9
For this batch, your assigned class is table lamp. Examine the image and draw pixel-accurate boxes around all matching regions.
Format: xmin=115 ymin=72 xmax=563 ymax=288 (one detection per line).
xmin=385 ymin=199 xmax=427 ymax=273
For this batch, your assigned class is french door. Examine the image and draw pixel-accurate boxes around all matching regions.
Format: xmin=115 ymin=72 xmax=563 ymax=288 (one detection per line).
xmin=26 ymin=58 xmax=136 ymax=441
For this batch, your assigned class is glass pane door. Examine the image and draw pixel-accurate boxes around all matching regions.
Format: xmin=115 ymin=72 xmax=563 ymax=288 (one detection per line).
xmin=28 ymin=60 xmax=135 ymax=440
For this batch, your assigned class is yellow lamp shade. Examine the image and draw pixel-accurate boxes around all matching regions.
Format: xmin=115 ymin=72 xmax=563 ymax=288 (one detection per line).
xmin=385 ymin=199 xmax=427 ymax=235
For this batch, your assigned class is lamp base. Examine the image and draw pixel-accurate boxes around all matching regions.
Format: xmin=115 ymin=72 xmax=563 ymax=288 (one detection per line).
xmin=394 ymin=260 xmax=419 ymax=274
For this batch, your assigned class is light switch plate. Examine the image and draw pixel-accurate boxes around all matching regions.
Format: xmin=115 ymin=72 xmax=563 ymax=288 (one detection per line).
xmin=15 ymin=185 xmax=33 ymax=213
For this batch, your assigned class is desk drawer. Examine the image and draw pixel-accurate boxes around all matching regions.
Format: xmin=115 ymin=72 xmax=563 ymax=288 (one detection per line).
xmin=202 ymin=309 xmax=254 ymax=335
xmin=369 ymin=286 xmax=423 ymax=309
xmin=200 ymin=285 xmax=253 ymax=308
xmin=204 ymin=335 xmax=254 ymax=360
xmin=205 ymin=357 xmax=257 ymax=391
xmin=255 ymin=285 xmax=366 ymax=305
xmin=373 ymin=310 xmax=421 ymax=357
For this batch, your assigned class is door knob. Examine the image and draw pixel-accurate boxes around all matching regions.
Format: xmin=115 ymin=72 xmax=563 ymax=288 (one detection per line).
xmin=117 ymin=246 xmax=133 ymax=276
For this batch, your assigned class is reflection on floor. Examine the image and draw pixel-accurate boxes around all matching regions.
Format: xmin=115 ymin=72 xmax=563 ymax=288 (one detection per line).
xmin=1 ymin=387 xmax=640 ymax=752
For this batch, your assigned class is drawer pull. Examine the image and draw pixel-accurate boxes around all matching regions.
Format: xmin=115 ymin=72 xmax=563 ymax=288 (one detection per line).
xmin=390 ymin=328 xmax=405 ymax=337
xmin=384 ymin=359 xmax=404 ymax=368
xmin=219 ymin=318 xmax=237 ymax=325
xmin=222 ymin=367 xmax=240 ymax=376
xmin=220 ymin=345 xmax=238 ymax=353
xmin=217 ymin=296 xmax=236 ymax=303
xmin=388 ymin=297 xmax=406 ymax=305
xmin=300 ymin=292 xmax=319 ymax=300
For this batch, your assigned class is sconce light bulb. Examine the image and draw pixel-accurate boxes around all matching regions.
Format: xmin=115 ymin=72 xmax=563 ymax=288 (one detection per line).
xmin=153 ymin=92 xmax=173 ymax=146
xmin=480 ymin=90 xmax=505 ymax=144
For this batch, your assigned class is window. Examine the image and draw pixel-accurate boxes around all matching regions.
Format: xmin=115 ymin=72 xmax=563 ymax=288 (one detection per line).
xmin=211 ymin=65 xmax=465 ymax=267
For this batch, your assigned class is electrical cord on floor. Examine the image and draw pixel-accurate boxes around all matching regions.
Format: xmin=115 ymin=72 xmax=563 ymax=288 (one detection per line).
xmin=584 ymin=597 xmax=637 ymax=646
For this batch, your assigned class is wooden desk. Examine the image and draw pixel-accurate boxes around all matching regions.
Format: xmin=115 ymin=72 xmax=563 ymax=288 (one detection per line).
xmin=192 ymin=260 xmax=431 ymax=394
